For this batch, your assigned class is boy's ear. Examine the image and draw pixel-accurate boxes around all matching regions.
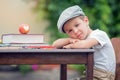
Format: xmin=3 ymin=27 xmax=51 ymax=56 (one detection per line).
xmin=84 ymin=16 xmax=89 ymax=24
xmin=84 ymin=16 xmax=88 ymax=21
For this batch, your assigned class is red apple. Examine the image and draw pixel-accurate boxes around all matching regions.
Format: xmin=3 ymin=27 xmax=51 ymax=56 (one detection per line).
xmin=19 ymin=24 xmax=30 ymax=34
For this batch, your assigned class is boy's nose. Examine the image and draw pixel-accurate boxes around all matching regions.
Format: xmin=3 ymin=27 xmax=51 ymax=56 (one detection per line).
xmin=73 ymin=28 xmax=78 ymax=33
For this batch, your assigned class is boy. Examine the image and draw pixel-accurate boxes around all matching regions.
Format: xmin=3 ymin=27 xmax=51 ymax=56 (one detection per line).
xmin=52 ymin=5 xmax=116 ymax=80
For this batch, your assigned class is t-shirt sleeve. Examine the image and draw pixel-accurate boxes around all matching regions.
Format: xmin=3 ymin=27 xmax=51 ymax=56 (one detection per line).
xmin=88 ymin=30 xmax=107 ymax=49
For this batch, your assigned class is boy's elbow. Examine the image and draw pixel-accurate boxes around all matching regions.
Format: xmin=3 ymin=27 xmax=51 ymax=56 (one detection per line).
xmin=52 ymin=41 xmax=62 ymax=48
xmin=52 ymin=42 xmax=58 ymax=47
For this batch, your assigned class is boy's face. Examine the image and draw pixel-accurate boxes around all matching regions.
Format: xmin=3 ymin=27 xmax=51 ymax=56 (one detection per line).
xmin=63 ymin=16 xmax=90 ymax=40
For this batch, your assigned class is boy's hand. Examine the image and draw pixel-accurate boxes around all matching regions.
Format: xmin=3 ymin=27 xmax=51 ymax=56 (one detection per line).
xmin=69 ymin=38 xmax=79 ymax=43
xmin=52 ymin=38 xmax=80 ymax=48
xmin=63 ymin=38 xmax=80 ymax=49
xmin=63 ymin=44 xmax=72 ymax=49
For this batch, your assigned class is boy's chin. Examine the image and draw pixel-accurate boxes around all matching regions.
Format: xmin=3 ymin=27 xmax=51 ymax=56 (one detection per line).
xmin=78 ymin=37 xmax=85 ymax=40
xmin=70 ymin=36 xmax=84 ymax=39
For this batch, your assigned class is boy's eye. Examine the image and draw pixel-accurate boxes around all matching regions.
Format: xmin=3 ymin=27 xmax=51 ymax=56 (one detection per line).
xmin=75 ymin=24 xmax=79 ymax=27
xmin=68 ymin=29 xmax=72 ymax=33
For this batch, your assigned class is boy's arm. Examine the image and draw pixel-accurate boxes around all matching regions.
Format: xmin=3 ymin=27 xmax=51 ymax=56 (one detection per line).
xmin=52 ymin=38 xmax=71 ymax=48
xmin=52 ymin=38 xmax=80 ymax=48
xmin=63 ymin=38 xmax=99 ymax=49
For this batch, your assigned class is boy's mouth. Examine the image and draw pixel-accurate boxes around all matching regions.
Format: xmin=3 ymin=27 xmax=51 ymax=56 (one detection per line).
xmin=77 ymin=34 xmax=82 ymax=39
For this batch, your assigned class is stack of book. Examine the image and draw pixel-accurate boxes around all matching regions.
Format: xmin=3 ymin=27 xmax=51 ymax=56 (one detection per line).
xmin=1 ymin=34 xmax=54 ymax=49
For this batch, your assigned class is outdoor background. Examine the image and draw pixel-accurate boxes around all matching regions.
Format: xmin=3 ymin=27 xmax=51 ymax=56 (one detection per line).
xmin=0 ymin=0 xmax=120 ymax=43
xmin=0 ymin=0 xmax=120 ymax=80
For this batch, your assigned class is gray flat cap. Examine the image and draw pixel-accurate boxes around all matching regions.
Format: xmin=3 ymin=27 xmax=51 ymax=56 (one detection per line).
xmin=57 ymin=5 xmax=85 ymax=33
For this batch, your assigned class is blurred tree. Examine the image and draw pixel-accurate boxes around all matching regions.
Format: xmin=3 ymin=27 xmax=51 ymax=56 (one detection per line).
xmin=29 ymin=0 xmax=120 ymax=43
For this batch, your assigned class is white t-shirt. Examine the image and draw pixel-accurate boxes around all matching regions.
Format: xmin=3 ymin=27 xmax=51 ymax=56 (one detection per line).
xmin=88 ymin=29 xmax=116 ymax=74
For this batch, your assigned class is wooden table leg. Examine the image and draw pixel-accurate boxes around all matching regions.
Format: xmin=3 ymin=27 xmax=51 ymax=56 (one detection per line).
xmin=86 ymin=53 xmax=94 ymax=80
xmin=60 ymin=64 xmax=67 ymax=80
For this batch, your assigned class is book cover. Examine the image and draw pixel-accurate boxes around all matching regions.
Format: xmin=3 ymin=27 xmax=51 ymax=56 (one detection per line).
xmin=2 ymin=34 xmax=44 ymax=44
xmin=0 ymin=43 xmax=55 ymax=49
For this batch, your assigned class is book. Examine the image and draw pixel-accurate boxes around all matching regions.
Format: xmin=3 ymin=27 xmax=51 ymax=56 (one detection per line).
xmin=0 ymin=43 xmax=48 ymax=47
xmin=0 ymin=46 xmax=22 ymax=50
xmin=1 ymin=34 xmax=55 ymax=49
xmin=2 ymin=34 xmax=44 ymax=44
xmin=0 ymin=43 xmax=55 ymax=49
